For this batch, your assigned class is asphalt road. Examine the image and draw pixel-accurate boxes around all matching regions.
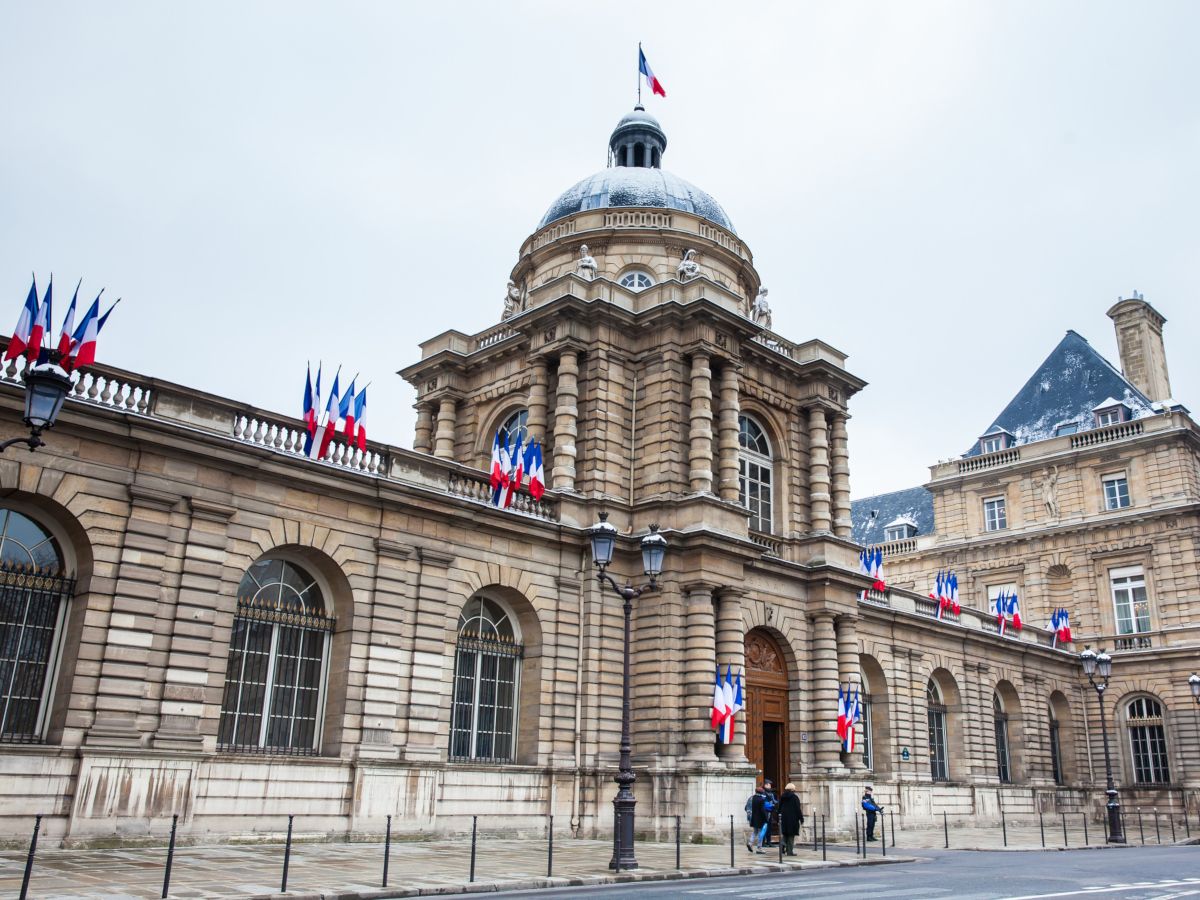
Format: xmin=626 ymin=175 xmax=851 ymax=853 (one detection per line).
xmin=499 ymin=846 xmax=1200 ymax=900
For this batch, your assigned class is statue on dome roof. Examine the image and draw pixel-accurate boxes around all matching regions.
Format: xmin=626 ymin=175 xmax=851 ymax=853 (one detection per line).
xmin=677 ymin=249 xmax=700 ymax=282
xmin=577 ymin=244 xmax=598 ymax=280
xmin=751 ymin=287 xmax=772 ymax=329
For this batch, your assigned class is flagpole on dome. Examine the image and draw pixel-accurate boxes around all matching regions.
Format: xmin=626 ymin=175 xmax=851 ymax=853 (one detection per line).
xmin=637 ymin=42 xmax=642 ymax=107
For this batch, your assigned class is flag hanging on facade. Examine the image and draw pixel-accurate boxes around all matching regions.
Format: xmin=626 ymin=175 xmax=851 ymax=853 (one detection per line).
xmin=528 ymin=440 xmax=545 ymax=500
xmin=710 ymin=666 xmax=728 ymax=729
xmin=720 ymin=667 xmax=743 ymax=744
xmin=339 ymin=377 xmax=358 ymax=441
xmin=836 ymin=683 xmax=848 ymax=743
xmin=844 ymin=686 xmax=861 ymax=753
xmin=315 ymin=370 xmax=341 ymax=460
xmin=503 ymin=433 xmax=525 ymax=508
xmin=57 ymin=280 xmax=80 ymax=358
xmin=27 ymin=276 xmax=51 ymax=363
xmin=302 ymin=364 xmax=316 ymax=435
xmin=353 ymin=387 xmax=367 ymax=450
xmin=5 ymin=276 xmax=39 ymax=361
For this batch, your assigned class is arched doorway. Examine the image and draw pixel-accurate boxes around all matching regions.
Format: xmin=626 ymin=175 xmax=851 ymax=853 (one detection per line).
xmin=744 ymin=629 xmax=790 ymax=791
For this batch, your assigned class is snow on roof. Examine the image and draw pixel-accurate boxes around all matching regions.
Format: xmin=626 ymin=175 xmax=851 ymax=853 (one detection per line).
xmin=851 ymin=487 xmax=935 ymax=545
xmin=1091 ymin=397 xmax=1129 ymax=411
xmin=962 ymin=330 xmax=1155 ymax=458
xmin=884 ymin=515 xmax=918 ymax=529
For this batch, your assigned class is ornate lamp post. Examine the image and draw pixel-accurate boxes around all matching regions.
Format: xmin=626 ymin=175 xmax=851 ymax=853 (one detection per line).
xmin=1081 ymin=648 xmax=1125 ymax=843
xmin=588 ymin=512 xmax=667 ymax=872
xmin=1189 ymin=673 xmax=1200 ymax=706
xmin=0 ymin=363 xmax=73 ymax=453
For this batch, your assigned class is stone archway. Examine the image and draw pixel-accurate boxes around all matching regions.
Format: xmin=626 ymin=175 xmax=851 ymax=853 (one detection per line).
xmin=744 ymin=628 xmax=790 ymax=792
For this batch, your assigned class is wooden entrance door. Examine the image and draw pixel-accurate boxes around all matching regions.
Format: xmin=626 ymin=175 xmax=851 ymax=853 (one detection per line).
xmin=745 ymin=629 xmax=790 ymax=791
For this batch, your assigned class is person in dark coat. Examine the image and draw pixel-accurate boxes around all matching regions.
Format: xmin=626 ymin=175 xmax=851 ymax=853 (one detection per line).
xmin=862 ymin=786 xmax=883 ymax=841
xmin=745 ymin=786 xmax=769 ymax=853
xmin=778 ymin=782 xmax=805 ymax=856
xmin=761 ymin=779 xmax=778 ymax=847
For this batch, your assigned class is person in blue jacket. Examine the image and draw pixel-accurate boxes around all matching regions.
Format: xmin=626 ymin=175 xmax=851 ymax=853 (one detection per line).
xmin=862 ymin=786 xmax=883 ymax=841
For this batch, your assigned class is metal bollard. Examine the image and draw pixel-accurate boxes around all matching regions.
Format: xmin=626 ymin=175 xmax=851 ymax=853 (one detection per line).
xmin=675 ymin=815 xmax=681 ymax=870
xmin=889 ymin=808 xmax=895 ymax=848
xmin=1184 ymin=796 xmax=1191 ymax=838
xmin=855 ymin=809 xmax=861 ymax=855
xmin=1001 ymin=807 xmax=1008 ymax=847
xmin=547 ymin=814 xmax=554 ymax=878
xmin=812 ymin=808 xmax=818 ymax=851
xmin=943 ymin=810 xmax=949 ymax=849
xmin=862 ymin=814 xmax=868 ymax=859
xmin=470 ymin=815 xmax=478 ymax=882
xmin=382 ymin=815 xmax=392 ymax=888
xmin=1137 ymin=808 xmax=1145 ymax=845
xmin=1061 ymin=811 xmax=1068 ymax=847
xmin=821 ymin=815 xmax=826 ymax=861
xmin=1171 ymin=812 xmax=1177 ymax=843
xmin=162 ymin=813 xmax=178 ymax=899
xmin=881 ymin=809 xmax=886 ymax=857
xmin=1039 ymin=806 xmax=1045 ymax=848
xmin=1154 ymin=809 xmax=1161 ymax=844
xmin=729 ymin=815 xmax=734 ymax=868
xmin=281 ymin=815 xmax=294 ymax=893
xmin=18 ymin=814 xmax=42 ymax=900
xmin=778 ymin=823 xmax=784 ymax=864
xmin=1082 ymin=812 xmax=1088 ymax=846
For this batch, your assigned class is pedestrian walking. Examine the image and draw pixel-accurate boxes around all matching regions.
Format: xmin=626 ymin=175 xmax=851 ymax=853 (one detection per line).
xmin=862 ymin=786 xmax=883 ymax=841
xmin=744 ymin=785 xmax=769 ymax=853
xmin=761 ymin=779 xmax=778 ymax=847
xmin=778 ymin=782 xmax=805 ymax=856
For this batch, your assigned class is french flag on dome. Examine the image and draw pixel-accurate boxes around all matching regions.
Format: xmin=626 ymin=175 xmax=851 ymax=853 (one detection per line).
xmin=639 ymin=46 xmax=666 ymax=98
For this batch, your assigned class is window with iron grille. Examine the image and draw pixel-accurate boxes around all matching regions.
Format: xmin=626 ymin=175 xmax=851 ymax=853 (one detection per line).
xmin=993 ymin=694 xmax=1011 ymax=783
xmin=0 ymin=509 xmax=72 ymax=743
xmin=927 ymin=681 xmax=948 ymax=782
xmin=738 ymin=415 xmax=773 ymax=534
xmin=218 ymin=559 xmax=333 ymax=755
xmin=1049 ymin=707 xmax=1064 ymax=786
xmin=451 ymin=596 xmax=522 ymax=763
xmin=1126 ymin=696 xmax=1170 ymax=785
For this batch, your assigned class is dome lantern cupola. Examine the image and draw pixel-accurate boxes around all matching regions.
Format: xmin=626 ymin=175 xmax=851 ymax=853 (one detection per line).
xmin=609 ymin=105 xmax=666 ymax=169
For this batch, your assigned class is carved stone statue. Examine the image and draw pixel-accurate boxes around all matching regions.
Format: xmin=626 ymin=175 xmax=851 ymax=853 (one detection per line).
xmin=677 ymin=249 xmax=700 ymax=281
xmin=751 ymin=287 xmax=772 ymax=329
xmin=1041 ymin=466 xmax=1059 ymax=519
xmin=577 ymin=244 xmax=597 ymax=280
xmin=501 ymin=279 xmax=522 ymax=320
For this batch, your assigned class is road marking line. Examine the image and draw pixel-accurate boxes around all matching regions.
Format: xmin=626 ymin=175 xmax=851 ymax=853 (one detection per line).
xmin=997 ymin=882 xmax=1198 ymax=900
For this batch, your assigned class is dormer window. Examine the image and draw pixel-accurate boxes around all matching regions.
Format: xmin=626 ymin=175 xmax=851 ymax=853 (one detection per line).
xmin=619 ymin=270 xmax=654 ymax=292
xmin=980 ymin=436 xmax=1003 ymax=454
xmin=883 ymin=516 xmax=918 ymax=542
xmin=1055 ymin=423 xmax=1079 ymax=436
xmin=1095 ymin=406 xmax=1124 ymax=427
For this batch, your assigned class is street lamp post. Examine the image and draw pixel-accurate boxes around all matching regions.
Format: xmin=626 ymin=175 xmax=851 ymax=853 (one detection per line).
xmin=588 ymin=512 xmax=666 ymax=872
xmin=1081 ymin=648 xmax=1125 ymax=843
xmin=1189 ymin=673 xmax=1200 ymax=706
xmin=0 ymin=362 xmax=73 ymax=453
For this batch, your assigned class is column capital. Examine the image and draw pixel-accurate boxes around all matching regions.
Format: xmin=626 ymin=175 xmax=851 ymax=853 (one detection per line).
xmin=682 ymin=580 xmax=719 ymax=597
xmin=718 ymin=585 xmax=747 ymax=602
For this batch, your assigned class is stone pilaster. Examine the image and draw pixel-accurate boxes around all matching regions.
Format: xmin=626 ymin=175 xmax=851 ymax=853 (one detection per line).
xmin=831 ymin=413 xmax=852 ymax=538
xmin=527 ymin=356 xmax=549 ymax=438
xmin=358 ymin=539 xmax=415 ymax=758
xmin=552 ymin=350 xmax=579 ymax=491
xmin=413 ymin=403 xmax=434 ymax=454
xmin=87 ymin=485 xmax=178 ymax=746
xmin=433 ymin=396 xmax=457 ymax=460
xmin=717 ymin=364 xmax=741 ymax=503
xmin=811 ymin=612 xmax=843 ymax=772
xmin=683 ymin=583 xmax=718 ymax=762
xmin=836 ymin=614 xmax=866 ymax=770
xmin=715 ymin=587 xmax=747 ymax=763
xmin=153 ymin=497 xmax=236 ymax=750
xmin=401 ymin=546 xmax=454 ymax=762
xmin=808 ymin=407 xmax=832 ymax=533
xmin=688 ymin=351 xmax=714 ymax=494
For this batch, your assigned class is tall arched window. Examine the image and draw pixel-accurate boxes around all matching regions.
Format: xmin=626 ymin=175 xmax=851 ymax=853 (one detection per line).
xmin=451 ymin=596 xmax=522 ymax=762
xmin=0 ymin=508 xmax=72 ymax=743
xmin=218 ymin=558 xmax=333 ymax=755
xmin=738 ymin=415 xmax=773 ymax=534
xmin=927 ymin=680 xmax=948 ymax=782
xmin=860 ymin=692 xmax=874 ymax=770
xmin=1126 ymin=696 xmax=1170 ymax=784
xmin=498 ymin=409 xmax=528 ymax=447
xmin=1048 ymin=704 xmax=1064 ymax=786
xmin=993 ymin=694 xmax=1012 ymax=783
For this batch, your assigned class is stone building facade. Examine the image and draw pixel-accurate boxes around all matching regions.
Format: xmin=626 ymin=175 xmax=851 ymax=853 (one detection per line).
xmin=0 ymin=108 xmax=1191 ymax=849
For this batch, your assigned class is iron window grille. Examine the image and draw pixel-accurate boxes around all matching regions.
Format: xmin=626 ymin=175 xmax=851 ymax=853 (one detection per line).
xmin=927 ymin=682 xmax=949 ymax=782
xmin=993 ymin=695 xmax=1012 ymax=784
xmin=1126 ymin=697 xmax=1170 ymax=785
xmin=451 ymin=596 xmax=522 ymax=764
xmin=1049 ymin=708 xmax=1064 ymax=786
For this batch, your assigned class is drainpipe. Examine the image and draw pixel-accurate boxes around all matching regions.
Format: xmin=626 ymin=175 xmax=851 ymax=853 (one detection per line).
xmin=570 ymin=552 xmax=587 ymax=835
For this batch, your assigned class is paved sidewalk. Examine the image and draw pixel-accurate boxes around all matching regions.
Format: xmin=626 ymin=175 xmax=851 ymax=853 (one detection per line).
xmin=0 ymin=836 xmax=904 ymax=900
xmin=885 ymin=817 xmax=1194 ymax=851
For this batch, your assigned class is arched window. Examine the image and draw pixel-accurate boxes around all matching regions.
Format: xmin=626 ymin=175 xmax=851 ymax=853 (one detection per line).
xmin=993 ymin=694 xmax=1011 ymax=783
xmin=619 ymin=270 xmax=654 ymax=292
xmin=498 ymin=409 xmax=528 ymax=447
xmin=738 ymin=415 xmax=773 ymax=533
xmin=218 ymin=558 xmax=333 ymax=755
xmin=1126 ymin=697 xmax=1170 ymax=784
xmin=451 ymin=596 xmax=522 ymax=762
xmin=927 ymin=680 xmax=948 ymax=782
xmin=1048 ymin=704 xmax=1064 ymax=786
xmin=860 ymin=692 xmax=874 ymax=770
xmin=0 ymin=508 xmax=72 ymax=743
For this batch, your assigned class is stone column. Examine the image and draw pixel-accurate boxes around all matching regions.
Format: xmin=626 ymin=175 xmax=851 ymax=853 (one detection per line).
xmin=715 ymin=588 xmax=747 ymax=763
xmin=717 ymin=364 xmax=741 ymax=503
xmin=808 ymin=407 xmax=832 ymax=533
xmin=433 ymin=396 xmax=457 ymax=460
xmin=527 ymin=356 xmax=549 ymax=438
xmin=831 ymin=413 xmax=852 ymax=538
xmin=683 ymin=584 xmax=718 ymax=762
xmin=836 ymin=614 xmax=866 ymax=770
xmin=552 ymin=350 xmax=579 ymax=491
xmin=688 ymin=351 xmax=714 ymax=494
xmin=811 ymin=612 xmax=843 ymax=772
xmin=402 ymin=547 xmax=455 ymax=762
xmin=358 ymin=539 xmax=415 ymax=758
xmin=413 ymin=403 xmax=434 ymax=454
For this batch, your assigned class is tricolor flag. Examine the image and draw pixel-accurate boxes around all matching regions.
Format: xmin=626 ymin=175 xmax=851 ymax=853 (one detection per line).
xmin=710 ymin=666 xmax=728 ymax=729
xmin=836 ymin=683 xmax=848 ymax=743
xmin=339 ymin=377 xmax=358 ymax=442
xmin=528 ymin=440 xmax=545 ymax=500
xmin=314 ymin=369 xmax=341 ymax=460
xmin=302 ymin=364 xmax=316 ymax=435
xmin=503 ymin=433 xmax=525 ymax=508
xmin=490 ymin=431 xmax=505 ymax=495
xmin=949 ymin=571 xmax=961 ymax=615
xmin=65 ymin=296 xmax=119 ymax=371
xmin=1009 ymin=591 xmax=1023 ymax=631
xmin=27 ymin=275 xmax=51 ymax=362
xmin=353 ymin=387 xmax=367 ymax=451
xmin=491 ymin=433 xmax=514 ymax=507
xmin=638 ymin=46 xmax=666 ymax=98
xmin=996 ymin=590 xmax=1008 ymax=635
xmin=5 ymin=276 xmax=39 ymax=361
xmin=932 ymin=571 xmax=945 ymax=619
xmin=870 ymin=547 xmax=886 ymax=592
xmin=844 ymin=686 xmax=861 ymax=753
xmin=57 ymin=280 xmax=81 ymax=358
xmin=719 ymin=667 xmax=743 ymax=744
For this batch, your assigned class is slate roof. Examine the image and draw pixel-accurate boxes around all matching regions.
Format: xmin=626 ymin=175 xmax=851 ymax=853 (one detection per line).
xmin=962 ymin=330 xmax=1155 ymax=457
xmin=851 ymin=486 xmax=935 ymax=545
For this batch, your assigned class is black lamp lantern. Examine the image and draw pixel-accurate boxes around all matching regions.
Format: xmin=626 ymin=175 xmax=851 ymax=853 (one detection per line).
xmin=1188 ymin=673 xmax=1200 ymax=704
xmin=1096 ymin=650 xmax=1113 ymax=680
xmin=2 ymin=363 xmax=73 ymax=453
xmin=589 ymin=512 xmax=618 ymax=570
xmin=1080 ymin=647 xmax=1097 ymax=678
xmin=640 ymin=525 xmax=666 ymax=583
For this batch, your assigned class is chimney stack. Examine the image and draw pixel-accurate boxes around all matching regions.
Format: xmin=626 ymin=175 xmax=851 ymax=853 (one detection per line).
xmin=1106 ymin=292 xmax=1172 ymax=402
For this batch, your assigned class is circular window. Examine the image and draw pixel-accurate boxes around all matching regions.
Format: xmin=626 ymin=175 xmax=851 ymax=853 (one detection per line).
xmin=619 ymin=271 xmax=654 ymax=292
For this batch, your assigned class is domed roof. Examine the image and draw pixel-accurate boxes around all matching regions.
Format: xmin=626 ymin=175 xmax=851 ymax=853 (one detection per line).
xmin=610 ymin=107 xmax=665 ymax=141
xmin=538 ymin=168 xmax=736 ymax=233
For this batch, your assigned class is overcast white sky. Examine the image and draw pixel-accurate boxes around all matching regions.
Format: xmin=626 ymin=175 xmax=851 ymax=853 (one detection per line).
xmin=2 ymin=2 xmax=1197 ymax=498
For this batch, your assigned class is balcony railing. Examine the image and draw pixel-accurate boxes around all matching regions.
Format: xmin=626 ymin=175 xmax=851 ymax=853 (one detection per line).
xmin=1114 ymin=634 xmax=1153 ymax=650
xmin=1070 ymin=420 xmax=1143 ymax=449
xmin=958 ymin=447 xmax=1020 ymax=474
xmin=749 ymin=530 xmax=782 ymax=556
